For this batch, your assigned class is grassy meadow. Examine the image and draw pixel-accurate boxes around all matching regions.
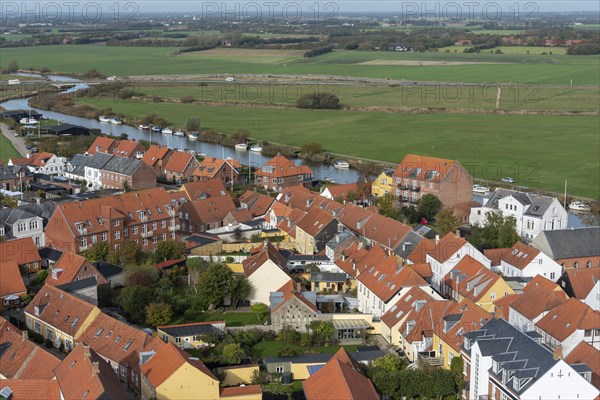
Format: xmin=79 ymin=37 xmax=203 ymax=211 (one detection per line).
xmin=0 ymin=134 xmax=21 ymax=162
xmin=1 ymin=45 xmax=598 ymax=85
xmin=75 ymin=97 xmax=600 ymax=197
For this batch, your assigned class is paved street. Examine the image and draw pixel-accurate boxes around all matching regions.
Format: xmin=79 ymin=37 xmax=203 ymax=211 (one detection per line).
xmin=1 ymin=123 xmax=27 ymax=157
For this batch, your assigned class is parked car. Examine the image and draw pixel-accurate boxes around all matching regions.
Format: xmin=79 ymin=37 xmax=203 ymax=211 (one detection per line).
xmin=30 ymin=147 xmax=38 ymax=153
xmin=26 ymin=144 xmax=33 ymax=150
xmin=501 ymin=177 xmax=515 ymax=183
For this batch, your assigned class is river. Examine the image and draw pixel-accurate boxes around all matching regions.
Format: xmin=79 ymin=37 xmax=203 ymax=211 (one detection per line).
xmin=1 ymin=74 xmax=594 ymax=228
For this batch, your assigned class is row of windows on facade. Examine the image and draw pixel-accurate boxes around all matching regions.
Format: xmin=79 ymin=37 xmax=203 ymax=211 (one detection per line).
xmin=77 ymin=219 xmax=174 ymax=233
xmin=395 ymin=178 xmax=436 ymax=188
xmin=81 ymin=232 xmax=175 ymax=247
xmin=16 ymin=220 xmax=40 ymax=232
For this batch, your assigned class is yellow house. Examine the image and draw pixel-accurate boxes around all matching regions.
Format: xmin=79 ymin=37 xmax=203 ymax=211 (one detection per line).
xmin=220 ymin=364 xmax=261 ymax=386
xmin=294 ymin=207 xmax=337 ymax=255
xmin=24 ymin=284 xmax=101 ymax=352
xmin=371 ymin=168 xmax=394 ymax=198
xmin=141 ymin=342 xmax=220 ymax=400
xmin=431 ymin=300 xmax=490 ymax=369
xmin=442 ymin=256 xmax=515 ymax=312
xmin=157 ymin=321 xmax=226 ymax=349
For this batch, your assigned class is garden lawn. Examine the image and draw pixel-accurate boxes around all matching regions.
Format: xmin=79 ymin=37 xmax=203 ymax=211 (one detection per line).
xmin=0 ymin=133 xmax=20 ymax=162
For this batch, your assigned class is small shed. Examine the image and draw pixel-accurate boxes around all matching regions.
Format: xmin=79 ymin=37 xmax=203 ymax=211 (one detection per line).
xmin=46 ymin=124 xmax=90 ymax=136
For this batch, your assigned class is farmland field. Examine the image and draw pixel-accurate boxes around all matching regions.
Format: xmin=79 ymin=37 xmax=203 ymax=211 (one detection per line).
xmin=1 ymin=45 xmax=598 ymax=85
xmin=136 ymin=83 xmax=600 ymax=112
xmin=438 ymin=46 xmax=568 ymax=55
xmin=75 ymin=97 xmax=600 ymax=197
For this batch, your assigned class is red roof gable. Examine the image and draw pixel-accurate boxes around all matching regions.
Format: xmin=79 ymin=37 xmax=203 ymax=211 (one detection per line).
xmin=256 ymin=155 xmax=312 ymax=178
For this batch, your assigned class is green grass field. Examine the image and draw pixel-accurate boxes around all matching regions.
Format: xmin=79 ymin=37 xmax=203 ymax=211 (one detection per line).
xmin=137 ymin=83 xmax=600 ymax=112
xmin=1 ymin=45 xmax=598 ymax=85
xmin=0 ymin=133 xmax=20 ymax=162
xmin=75 ymin=97 xmax=600 ymax=197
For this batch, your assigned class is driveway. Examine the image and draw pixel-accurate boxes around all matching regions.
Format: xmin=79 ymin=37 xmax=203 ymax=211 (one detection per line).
xmin=1 ymin=123 xmax=27 ymax=156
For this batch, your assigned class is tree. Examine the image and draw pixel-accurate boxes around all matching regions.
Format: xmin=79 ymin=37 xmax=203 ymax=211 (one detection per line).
xmin=221 ymin=343 xmax=246 ymax=365
xmin=35 ymin=269 xmax=49 ymax=285
xmin=117 ymin=240 xmax=141 ymax=266
xmin=309 ymin=320 xmax=335 ymax=346
xmin=417 ymin=194 xmax=442 ymax=220
xmin=377 ymin=192 xmax=402 ymax=221
xmin=498 ymin=216 xmax=519 ymax=248
xmin=250 ymin=303 xmax=269 ymax=324
xmin=185 ymin=117 xmax=201 ymax=131
xmin=372 ymin=354 xmax=404 ymax=373
xmin=145 ymin=303 xmax=173 ymax=327
xmin=300 ymin=141 xmax=322 ymax=155
xmin=437 ymin=208 xmax=460 ymax=235
xmin=125 ymin=265 xmax=159 ymax=288
xmin=296 ymin=92 xmax=340 ymax=110
xmin=155 ymin=240 xmax=185 ymax=262
xmin=469 ymin=210 xmax=519 ymax=250
xmin=195 ymin=263 xmax=234 ymax=310
xmin=6 ymin=60 xmax=18 ymax=73
xmin=119 ymin=286 xmax=154 ymax=324
xmin=230 ymin=277 xmax=252 ymax=308
xmin=85 ymin=242 xmax=111 ymax=262
xmin=450 ymin=355 xmax=465 ymax=392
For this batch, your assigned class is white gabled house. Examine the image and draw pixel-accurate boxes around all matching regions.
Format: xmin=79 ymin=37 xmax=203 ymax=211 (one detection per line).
xmin=486 ymin=241 xmax=563 ymax=282
xmin=242 ymin=241 xmax=291 ymax=306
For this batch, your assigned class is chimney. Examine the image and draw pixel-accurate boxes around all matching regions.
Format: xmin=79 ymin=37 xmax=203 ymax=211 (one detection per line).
xmin=435 ymin=234 xmax=440 ymax=243
xmin=83 ymin=345 xmax=91 ymax=359
xmin=21 ymin=330 xmax=28 ymax=342
xmin=553 ymin=345 xmax=563 ymax=360
xmin=92 ymin=362 xmax=100 ymax=377
xmin=455 ymin=229 xmax=460 ymax=238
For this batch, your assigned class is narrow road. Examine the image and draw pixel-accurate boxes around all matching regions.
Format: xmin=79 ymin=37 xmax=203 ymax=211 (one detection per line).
xmin=0 ymin=123 xmax=27 ymax=157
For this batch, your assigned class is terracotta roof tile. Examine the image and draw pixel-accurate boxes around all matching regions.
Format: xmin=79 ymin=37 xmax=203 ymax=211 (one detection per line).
xmin=243 ymin=241 xmax=288 ymax=277
xmin=28 ymin=152 xmax=56 ymax=167
xmin=55 ymin=344 xmax=127 ymax=400
xmin=381 ymin=287 xmax=432 ymax=328
xmin=393 ymin=154 xmax=457 ymax=183
xmin=87 ymin=137 xmax=116 ymax=155
xmin=256 ymin=155 xmax=312 ymax=179
xmin=323 ymin=182 xmax=370 ymax=201
xmin=272 ymin=280 xmax=317 ymax=313
xmin=493 ymin=293 xmax=520 ymax=320
xmin=0 ymin=317 xmax=61 ymax=379
xmin=220 ymin=385 xmax=263 ymax=397
xmin=295 ymin=206 xmax=335 ymax=237
xmin=302 ymin=348 xmax=379 ymax=400
xmin=498 ymin=241 xmax=540 ymax=269
xmin=0 ymin=379 xmax=61 ymax=400
xmin=112 ymin=139 xmax=144 ymax=158
xmin=45 ymin=250 xmax=107 ymax=287
xmin=239 ymin=191 xmax=276 ymax=217
xmin=183 ymin=195 xmax=237 ymax=226
xmin=277 ymin=186 xmax=342 ymax=214
xmin=535 ymin=298 xmax=600 ymax=342
xmin=194 ymin=157 xmax=240 ymax=179
xmin=181 ymin=178 xmax=228 ymax=201
xmin=443 ymin=256 xmax=501 ymax=302
xmin=401 ymin=300 xmax=459 ymax=344
xmin=141 ymin=145 xmax=172 ymax=167
xmin=24 ymin=284 xmax=96 ymax=337
xmin=140 ymin=342 xmax=217 ymax=387
xmin=0 ymin=237 xmax=41 ymax=265
xmin=405 ymin=262 xmax=432 ymax=279
xmin=164 ymin=150 xmax=196 ymax=174
xmin=432 ymin=300 xmax=491 ymax=352
xmin=564 ymin=267 xmax=600 ymax=298
xmin=565 ymin=341 xmax=600 ymax=389
xmin=0 ymin=261 xmax=26 ymax=297
xmin=510 ymin=282 xmax=568 ymax=321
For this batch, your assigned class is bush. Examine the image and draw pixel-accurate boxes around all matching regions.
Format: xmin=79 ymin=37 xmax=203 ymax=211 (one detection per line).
xmin=6 ymin=60 xmax=18 ymax=73
xmin=296 ymin=92 xmax=340 ymax=110
xmin=181 ymin=95 xmax=194 ymax=103
xmin=304 ymin=45 xmax=334 ymax=58
xmin=277 ymin=345 xmax=301 ymax=357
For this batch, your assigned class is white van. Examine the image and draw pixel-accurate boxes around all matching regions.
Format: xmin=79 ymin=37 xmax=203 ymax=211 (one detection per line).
xmin=8 ymin=79 xmax=20 ymax=85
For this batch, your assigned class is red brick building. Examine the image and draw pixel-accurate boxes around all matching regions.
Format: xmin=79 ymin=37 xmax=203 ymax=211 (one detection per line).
xmin=99 ymin=157 xmax=157 ymax=191
xmin=255 ymin=155 xmax=313 ymax=191
xmin=141 ymin=145 xmax=174 ymax=176
xmin=193 ymin=157 xmax=241 ymax=186
xmin=164 ymin=151 xmax=199 ymax=182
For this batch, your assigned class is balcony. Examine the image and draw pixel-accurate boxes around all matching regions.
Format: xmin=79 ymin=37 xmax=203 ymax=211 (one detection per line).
xmin=398 ymin=184 xmax=408 ymax=190
xmin=168 ymin=225 xmax=180 ymax=232
xmin=141 ymin=230 xmax=153 ymax=238
xmin=409 ymin=186 xmax=421 ymax=192
xmin=417 ymin=351 xmax=444 ymax=367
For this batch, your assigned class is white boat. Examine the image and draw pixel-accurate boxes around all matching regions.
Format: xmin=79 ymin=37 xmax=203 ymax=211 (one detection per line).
xmin=173 ymin=130 xmax=185 ymax=137
xmin=569 ymin=201 xmax=591 ymax=212
xmin=20 ymin=118 xmax=38 ymax=125
xmin=98 ymin=115 xmax=111 ymax=123
xmin=189 ymin=132 xmax=198 ymax=140
xmin=110 ymin=117 xmax=123 ymax=125
xmin=473 ymin=184 xmax=491 ymax=194
xmin=138 ymin=124 xmax=149 ymax=130
xmin=199 ymin=153 xmax=207 ymax=158
xmin=161 ymin=127 xmax=173 ymax=135
xmin=334 ymin=160 xmax=350 ymax=169
xmin=151 ymin=126 xmax=161 ymax=133
xmin=324 ymin=177 xmax=337 ymax=183
xmin=235 ymin=143 xmax=248 ymax=151
xmin=250 ymin=145 xmax=263 ymax=153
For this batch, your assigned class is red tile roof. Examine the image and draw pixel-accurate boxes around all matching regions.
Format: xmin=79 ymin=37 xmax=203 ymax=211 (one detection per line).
xmin=358 ymin=252 xmax=428 ymax=303
xmin=401 ymin=300 xmax=459 ymax=344
xmin=498 ymin=241 xmax=540 ymax=269
xmin=323 ymin=182 xmax=370 ymax=201
xmin=0 ymin=261 xmax=26 ymax=297
xmin=181 ymin=178 xmax=228 ymax=201
xmin=228 ymin=209 xmax=254 ymax=224
xmin=0 ymin=237 xmax=41 ymax=265
xmin=295 ymin=206 xmax=335 ymax=237
xmin=407 ymin=238 xmax=436 ymax=264
xmin=564 ymin=267 xmax=600 ymax=298
xmin=242 ymin=241 xmax=288 ymax=277
xmin=164 ymin=150 xmax=196 ymax=174
xmin=493 ymin=293 xmax=520 ymax=320
xmin=87 ymin=137 xmax=116 ymax=155
xmin=24 ymin=284 xmax=96 ymax=336
xmin=565 ymin=341 xmax=600 ymax=389
xmin=140 ymin=342 xmax=217 ymax=387
xmin=432 ymin=300 xmax=491 ymax=352
xmin=55 ymin=344 xmax=127 ymax=400
xmin=278 ymin=185 xmax=342 ymax=213
xmin=509 ymin=280 xmax=568 ymax=321
xmin=239 ymin=191 xmax=276 ymax=217
xmin=28 ymin=152 xmax=56 ymax=167
xmin=0 ymin=379 xmax=61 ymax=400
xmin=535 ymin=298 xmax=600 ymax=342
xmin=272 ymin=280 xmax=317 ymax=313
xmin=220 ymin=385 xmax=263 ymax=397
xmin=45 ymin=250 xmax=107 ymax=287
xmin=427 ymin=233 xmax=468 ymax=263
xmin=112 ymin=139 xmax=144 ymax=158
xmin=256 ymin=155 xmax=312 ymax=179
xmin=0 ymin=317 xmax=61 ymax=379
xmin=335 ymin=243 xmax=382 ymax=278
xmin=141 ymin=145 xmax=172 ymax=167
xmin=444 ymin=256 xmax=502 ymax=302
xmin=302 ymin=348 xmax=379 ymax=400
xmin=392 ymin=154 xmax=457 ymax=183
xmin=405 ymin=262 xmax=432 ymax=279
xmin=381 ymin=287 xmax=432 ymax=328
xmin=194 ymin=157 xmax=240 ymax=179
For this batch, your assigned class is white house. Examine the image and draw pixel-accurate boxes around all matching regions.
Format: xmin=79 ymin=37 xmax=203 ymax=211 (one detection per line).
xmin=410 ymin=233 xmax=491 ymax=292
xmin=535 ymin=298 xmax=600 ymax=357
xmin=0 ymin=208 xmax=45 ymax=246
xmin=463 ymin=318 xmax=598 ymax=400
xmin=584 ymin=279 xmax=600 ymax=311
xmin=470 ymin=189 xmax=568 ymax=240
xmin=488 ymin=241 xmax=563 ymax=282
xmin=242 ymin=241 xmax=291 ymax=305
xmin=9 ymin=153 xmax=66 ymax=176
